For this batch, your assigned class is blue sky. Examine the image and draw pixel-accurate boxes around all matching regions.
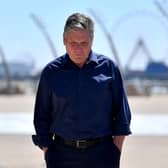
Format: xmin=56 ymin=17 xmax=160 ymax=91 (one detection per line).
xmin=0 ymin=0 xmax=168 ymax=70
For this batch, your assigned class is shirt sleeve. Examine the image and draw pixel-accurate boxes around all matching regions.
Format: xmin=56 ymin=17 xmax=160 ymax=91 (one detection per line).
xmin=32 ymin=68 xmax=53 ymax=148
xmin=111 ymin=63 xmax=131 ymax=136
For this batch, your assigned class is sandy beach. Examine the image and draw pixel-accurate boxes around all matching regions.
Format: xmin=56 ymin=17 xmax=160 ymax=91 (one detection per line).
xmin=0 ymin=94 xmax=168 ymax=167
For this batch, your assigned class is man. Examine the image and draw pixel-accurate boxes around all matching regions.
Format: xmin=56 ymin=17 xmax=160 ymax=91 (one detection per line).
xmin=32 ymin=13 xmax=131 ymax=168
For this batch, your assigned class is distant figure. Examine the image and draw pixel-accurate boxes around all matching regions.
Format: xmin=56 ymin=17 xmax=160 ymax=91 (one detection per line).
xmin=32 ymin=12 xmax=131 ymax=168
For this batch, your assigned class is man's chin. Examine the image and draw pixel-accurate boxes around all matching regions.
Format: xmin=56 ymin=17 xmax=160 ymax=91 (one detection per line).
xmin=74 ymin=57 xmax=85 ymax=63
xmin=72 ymin=60 xmax=86 ymax=67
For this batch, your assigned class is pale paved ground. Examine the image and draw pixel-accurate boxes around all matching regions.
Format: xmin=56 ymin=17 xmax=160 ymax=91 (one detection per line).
xmin=128 ymin=95 xmax=168 ymax=115
xmin=0 ymin=94 xmax=35 ymax=112
xmin=0 ymin=94 xmax=168 ymax=167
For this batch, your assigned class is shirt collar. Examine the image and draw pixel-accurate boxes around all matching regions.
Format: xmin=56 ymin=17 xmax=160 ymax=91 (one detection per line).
xmin=62 ymin=50 xmax=99 ymax=68
xmin=86 ymin=51 xmax=99 ymax=65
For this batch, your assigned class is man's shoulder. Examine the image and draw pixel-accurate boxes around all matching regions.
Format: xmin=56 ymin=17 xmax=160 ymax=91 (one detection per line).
xmin=44 ymin=54 xmax=66 ymax=70
xmin=93 ymin=52 xmax=116 ymax=66
xmin=40 ymin=54 xmax=66 ymax=76
xmin=48 ymin=54 xmax=66 ymax=67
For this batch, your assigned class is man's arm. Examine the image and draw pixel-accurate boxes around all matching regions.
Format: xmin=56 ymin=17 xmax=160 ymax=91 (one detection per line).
xmin=32 ymin=68 xmax=52 ymax=149
xmin=111 ymin=63 xmax=131 ymax=138
xmin=113 ymin=135 xmax=125 ymax=152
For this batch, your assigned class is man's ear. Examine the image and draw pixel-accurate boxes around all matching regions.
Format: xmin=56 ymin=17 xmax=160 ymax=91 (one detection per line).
xmin=63 ymin=32 xmax=67 ymax=45
xmin=63 ymin=36 xmax=66 ymax=45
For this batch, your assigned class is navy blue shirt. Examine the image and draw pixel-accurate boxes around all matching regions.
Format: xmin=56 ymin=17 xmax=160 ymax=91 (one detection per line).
xmin=32 ymin=51 xmax=131 ymax=147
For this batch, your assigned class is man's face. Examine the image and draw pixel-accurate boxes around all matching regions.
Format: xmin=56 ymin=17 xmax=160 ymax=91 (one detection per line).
xmin=64 ymin=29 xmax=93 ymax=68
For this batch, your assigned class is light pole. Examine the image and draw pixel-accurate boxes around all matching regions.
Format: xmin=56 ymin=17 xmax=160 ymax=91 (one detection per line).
xmin=88 ymin=9 xmax=123 ymax=73
xmin=0 ymin=45 xmax=12 ymax=93
xmin=154 ymin=0 xmax=168 ymax=21
xmin=30 ymin=13 xmax=58 ymax=58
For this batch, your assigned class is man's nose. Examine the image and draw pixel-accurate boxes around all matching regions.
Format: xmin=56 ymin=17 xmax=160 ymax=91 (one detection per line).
xmin=74 ymin=44 xmax=83 ymax=50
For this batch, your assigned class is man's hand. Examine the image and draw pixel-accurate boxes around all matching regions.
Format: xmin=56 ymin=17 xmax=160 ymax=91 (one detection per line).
xmin=42 ymin=147 xmax=48 ymax=153
xmin=113 ymin=136 xmax=125 ymax=152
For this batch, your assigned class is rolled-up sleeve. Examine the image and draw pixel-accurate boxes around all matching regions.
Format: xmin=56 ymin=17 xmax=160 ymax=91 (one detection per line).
xmin=32 ymin=68 xmax=53 ymax=148
xmin=111 ymin=64 xmax=131 ymax=136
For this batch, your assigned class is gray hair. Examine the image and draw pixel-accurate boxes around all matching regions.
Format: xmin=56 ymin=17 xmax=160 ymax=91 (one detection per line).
xmin=63 ymin=13 xmax=94 ymax=37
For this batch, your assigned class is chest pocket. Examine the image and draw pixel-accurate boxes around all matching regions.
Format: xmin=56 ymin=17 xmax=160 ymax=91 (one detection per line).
xmin=83 ymin=73 xmax=113 ymax=95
